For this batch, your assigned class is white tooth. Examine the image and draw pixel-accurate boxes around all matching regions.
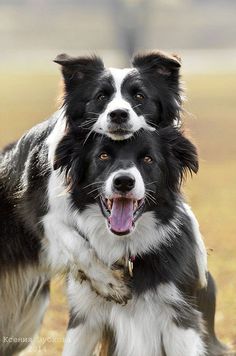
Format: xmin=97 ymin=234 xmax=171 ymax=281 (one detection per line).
xmin=133 ymin=200 xmax=138 ymax=210
xmin=108 ymin=199 xmax=112 ymax=211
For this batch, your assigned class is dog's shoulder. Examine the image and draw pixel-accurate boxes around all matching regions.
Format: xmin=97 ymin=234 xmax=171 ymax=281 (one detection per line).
xmin=0 ymin=112 xmax=62 ymax=269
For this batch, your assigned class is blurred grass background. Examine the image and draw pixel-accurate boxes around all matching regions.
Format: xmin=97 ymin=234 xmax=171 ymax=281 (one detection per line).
xmin=0 ymin=0 xmax=236 ymax=354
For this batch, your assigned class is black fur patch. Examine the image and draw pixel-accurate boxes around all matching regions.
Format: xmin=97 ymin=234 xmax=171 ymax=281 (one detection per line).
xmin=0 ymin=119 xmax=55 ymax=270
xmin=131 ymin=212 xmax=200 ymax=295
xmin=68 ymin=310 xmax=86 ymax=329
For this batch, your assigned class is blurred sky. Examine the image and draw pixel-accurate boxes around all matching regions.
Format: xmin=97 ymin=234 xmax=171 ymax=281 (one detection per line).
xmin=0 ymin=0 xmax=236 ymax=72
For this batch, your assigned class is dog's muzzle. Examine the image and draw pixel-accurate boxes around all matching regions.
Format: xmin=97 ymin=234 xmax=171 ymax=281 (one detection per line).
xmin=100 ymin=173 xmax=145 ymax=236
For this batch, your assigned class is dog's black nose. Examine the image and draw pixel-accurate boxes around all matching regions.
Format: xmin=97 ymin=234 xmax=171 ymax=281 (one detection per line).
xmin=109 ymin=109 xmax=129 ymax=124
xmin=113 ymin=174 xmax=135 ymax=192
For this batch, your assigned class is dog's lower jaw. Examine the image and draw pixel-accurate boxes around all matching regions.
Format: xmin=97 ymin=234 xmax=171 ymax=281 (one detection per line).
xmin=106 ymin=132 xmax=133 ymax=141
xmin=93 ymin=126 xmax=134 ymax=141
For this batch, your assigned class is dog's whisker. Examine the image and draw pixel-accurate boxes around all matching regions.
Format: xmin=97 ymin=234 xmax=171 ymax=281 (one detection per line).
xmin=145 ymin=119 xmax=159 ymax=128
xmin=81 ymin=117 xmax=98 ymax=122
xmin=80 ymin=120 xmax=97 ymax=127
xmin=145 ymin=196 xmax=153 ymax=206
xmin=87 ymin=187 xmax=101 ymax=195
xmin=79 ymin=124 xmax=95 ymax=131
xmin=145 ymin=192 xmax=157 ymax=205
xmin=94 ymin=192 xmax=102 ymax=200
xmin=146 ymin=188 xmax=156 ymax=194
xmin=87 ymin=112 xmax=100 ymax=116
xmin=146 ymin=181 xmax=158 ymax=186
xmin=145 ymin=191 xmax=157 ymax=200
xmin=146 ymin=191 xmax=157 ymax=200
xmin=79 ymin=118 xmax=98 ymax=128
xmin=83 ymin=129 xmax=94 ymax=146
xmin=132 ymin=104 xmax=142 ymax=110
xmin=145 ymin=197 xmax=157 ymax=206
xmin=83 ymin=181 xmax=104 ymax=189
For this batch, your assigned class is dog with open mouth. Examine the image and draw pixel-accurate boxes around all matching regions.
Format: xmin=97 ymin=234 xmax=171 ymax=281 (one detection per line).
xmin=99 ymin=166 xmax=146 ymax=236
xmin=55 ymin=127 xmax=224 ymax=356
xmin=0 ymin=51 xmax=226 ymax=356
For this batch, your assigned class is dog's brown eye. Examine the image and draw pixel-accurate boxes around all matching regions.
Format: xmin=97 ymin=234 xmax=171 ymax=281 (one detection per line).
xmin=143 ymin=155 xmax=153 ymax=164
xmin=99 ymin=152 xmax=110 ymax=161
xmin=134 ymin=93 xmax=145 ymax=100
xmin=97 ymin=93 xmax=107 ymax=101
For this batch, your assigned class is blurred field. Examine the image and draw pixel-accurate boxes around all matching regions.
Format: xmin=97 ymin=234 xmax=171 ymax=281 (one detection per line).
xmin=0 ymin=69 xmax=235 ymax=354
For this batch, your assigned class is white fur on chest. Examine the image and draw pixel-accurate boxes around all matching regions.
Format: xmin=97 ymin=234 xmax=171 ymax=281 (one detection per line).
xmin=67 ymin=279 xmax=205 ymax=356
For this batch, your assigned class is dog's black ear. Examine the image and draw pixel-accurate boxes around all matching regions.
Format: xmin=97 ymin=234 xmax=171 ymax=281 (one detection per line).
xmin=171 ymin=132 xmax=199 ymax=178
xmin=132 ymin=50 xmax=181 ymax=77
xmin=132 ymin=51 xmax=182 ymax=127
xmin=53 ymin=129 xmax=90 ymax=186
xmin=161 ymin=128 xmax=198 ymax=190
xmin=54 ymin=53 xmax=105 ymax=88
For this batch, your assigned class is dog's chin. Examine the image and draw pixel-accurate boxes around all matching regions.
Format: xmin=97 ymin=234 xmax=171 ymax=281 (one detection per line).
xmin=106 ymin=130 xmax=134 ymax=141
xmin=106 ymin=124 xmax=135 ymax=141
xmin=94 ymin=127 xmax=134 ymax=141
xmin=99 ymin=196 xmax=145 ymax=237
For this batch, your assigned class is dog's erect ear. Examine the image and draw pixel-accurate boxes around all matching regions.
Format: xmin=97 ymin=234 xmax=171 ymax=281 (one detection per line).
xmin=132 ymin=51 xmax=181 ymax=77
xmin=54 ymin=53 xmax=105 ymax=84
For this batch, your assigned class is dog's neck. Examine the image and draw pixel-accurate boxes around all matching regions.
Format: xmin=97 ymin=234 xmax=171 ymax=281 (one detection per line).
xmin=73 ymin=202 xmax=182 ymax=267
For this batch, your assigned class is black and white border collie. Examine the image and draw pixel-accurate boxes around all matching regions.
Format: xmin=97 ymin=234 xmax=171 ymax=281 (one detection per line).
xmin=58 ymin=127 xmax=208 ymax=356
xmin=0 ymin=51 xmax=225 ymax=356
xmin=53 ymin=50 xmax=182 ymax=141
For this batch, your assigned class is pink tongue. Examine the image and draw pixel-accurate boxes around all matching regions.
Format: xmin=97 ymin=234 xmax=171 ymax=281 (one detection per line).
xmin=109 ymin=198 xmax=134 ymax=234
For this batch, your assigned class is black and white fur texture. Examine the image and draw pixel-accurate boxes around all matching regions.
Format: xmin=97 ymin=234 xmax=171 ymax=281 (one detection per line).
xmin=54 ymin=50 xmax=226 ymax=356
xmin=0 ymin=51 xmax=225 ymax=356
xmin=57 ymin=126 xmax=222 ymax=356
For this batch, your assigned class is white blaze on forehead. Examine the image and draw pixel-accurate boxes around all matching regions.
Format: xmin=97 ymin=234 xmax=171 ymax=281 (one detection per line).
xmin=106 ymin=68 xmax=136 ymax=113
xmin=108 ymin=67 xmax=135 ymax=97
xmin=104 ymin=166 xmax=145 ymax=200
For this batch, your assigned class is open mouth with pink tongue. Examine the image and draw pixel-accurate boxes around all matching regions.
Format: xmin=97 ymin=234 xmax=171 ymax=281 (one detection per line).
xmin=100 ymin=196 xmax=145 ymax=236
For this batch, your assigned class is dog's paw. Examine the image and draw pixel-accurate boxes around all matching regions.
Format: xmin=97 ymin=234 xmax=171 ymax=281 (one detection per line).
xmin=90 ymin=268 xmax=132 ymax=305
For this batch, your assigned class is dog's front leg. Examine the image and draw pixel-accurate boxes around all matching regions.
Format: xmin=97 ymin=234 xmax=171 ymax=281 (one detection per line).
xmin=41 ymin=219 xmax=131 ymax=304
